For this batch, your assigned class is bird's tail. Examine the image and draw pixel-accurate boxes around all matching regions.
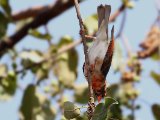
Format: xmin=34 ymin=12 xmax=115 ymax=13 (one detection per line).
xmin=97 ymin=5 xmax=111 ymax=39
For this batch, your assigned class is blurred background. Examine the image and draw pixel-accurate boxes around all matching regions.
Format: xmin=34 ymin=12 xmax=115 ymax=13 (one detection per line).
xmin=0 ymin=0 xmax=160 ymax=120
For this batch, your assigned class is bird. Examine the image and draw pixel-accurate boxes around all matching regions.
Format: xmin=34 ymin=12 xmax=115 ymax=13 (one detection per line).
xmin=83 ymin=4 xmax=114 ymax=102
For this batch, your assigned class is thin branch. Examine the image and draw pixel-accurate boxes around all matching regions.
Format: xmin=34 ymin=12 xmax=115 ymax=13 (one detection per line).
xmin=109 ymin=4 xmax=125 ymax=22
xmin=74 ymin=0 xmax=95 ymax=119
xmin=116 ymin=10 xmax=127 ymax=38
xmin=44 ymin=25 xmax=52 ymax=46
xmin=131 ymin=100 xmax=135 ymax=120
xmin=121 ymin=34 xmax=133 ymax=57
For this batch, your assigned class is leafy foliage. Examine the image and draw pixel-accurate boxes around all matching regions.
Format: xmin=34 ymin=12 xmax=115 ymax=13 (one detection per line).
xmin=151 ymin=71 xmax=160 ymax=85
xmin=0 ymin=0 xmax=159 ymax=120
xmin=0 ymin=0 xmax=11 ymax=16
xmin=122 ymin=0 xmax=135 ymax=8
xmin=64 ymin=101 xmax=81 ymax=119
xmin=29 ymin=29 xmax=52 ymax=41
xmin=74 ymin=84 xmax=88 ymax=104
xmin=152 ymin=104 xmax=160 ymax=120
xmin=0 ymin=65 xmax=17 ymax=100
xmin=92 ymin=97 xmax=118 ymax=120
xmin=20 ymin=84 xmax=56 ymax=120
xmin=53 ymin=36 xmax=78 ymax=88
xmin=0 ymin=11 xmax=8 ymax=37
xmin=84 ymin=14 xmax=98 ymax=35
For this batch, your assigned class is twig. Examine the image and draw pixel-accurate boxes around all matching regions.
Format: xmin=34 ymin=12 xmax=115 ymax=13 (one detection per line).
xmin=73 ymin=0 xmax=95 ymax=119
xmin=44 ymin=25 xmax=52 ymax=46
xmin=109 ymin=4 xmax=125 ymax=22
xmin=121 ymin=34 xmax=133 ymax=57
xmin=131 ymin=100 xmax=135 ymax=120
xmin=116 ymin=10 xmax=127 ymax=38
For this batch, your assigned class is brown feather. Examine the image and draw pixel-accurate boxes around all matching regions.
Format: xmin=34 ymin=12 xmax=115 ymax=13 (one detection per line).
xmin=97 ymin=4 xmax=106 ymax=28
xmin=97 ymin=5 xmax=111 ymax=40
xmin=101 ymin=26 xmax=114 ymax=77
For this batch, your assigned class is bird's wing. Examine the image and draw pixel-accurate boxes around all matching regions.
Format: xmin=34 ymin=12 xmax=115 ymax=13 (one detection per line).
xmin=101 ymin=26 xmax=114 ymax=78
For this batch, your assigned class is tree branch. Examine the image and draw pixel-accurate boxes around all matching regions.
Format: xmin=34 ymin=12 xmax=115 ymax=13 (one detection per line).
xmin=0 ymin=2 xmax=125 ymax=58
xmin=0 ymin=0 xmax=83 ymax=57
xmin=12 ymin=5 xmax=52 ymax=21
xmin=74 ymin=0 xmax=95 ymax=119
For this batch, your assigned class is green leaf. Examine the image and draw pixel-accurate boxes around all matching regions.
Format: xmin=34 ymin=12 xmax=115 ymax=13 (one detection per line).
xmin=126 ymin=1 xmax=135 ymax=9
xmin=43 ymin=80 xmax=59 ymax=96
xmin=21 ymin=60 xmax=49 ymax=83
xmin=64 ymin=101 xmax=80 ymax=119
xmin=0 ymin=64 xmax=8 ymax=77
xmin=0 ymin=71 xmax=17 ymax=99
xmin=92 ymin=103 xmax=107 ymax=120
xmin=76 ymin=113 xmax=88 ymax=120
xmin=152 ymin=104 xmax=160 ymax=120
xmin=133 ymin=74 xmax=140 ymax=82
xmin=36 ymin=94 xmax=56 ymax=120
xmin=74 ymin=84 xmax=88 ymax=104
xmin=0 ymin=0 xmax=11 ymax=16
xmin=122 ymin=0 xmax=135 ymax=9
xmin=92 ymin=97 xmax=118 ymax=120
xmin=54 ymin=60 xmax=77 ymax=88
xmin=20 ymin=50 xmax=50 ymax=82
xmin=150 ymin=71 xmax=160 ymax=85
xmin=2 ymin=72 xmax=17 ymax=95
xmin=68 ymin=49 xmax=78 ymax=72
xmin=104 ymin=97 xmax=118 ymax=108
xmin=49 ymin=44 xmax=58 ymax=54
xmin=122 ymin=83 xmax=140 ymax=100
xmin=20 ymin=84 xmax=38 ymax=120
xmin=20 ymin=50 xmax=44 ymax=63
xmin=0 ymin=11 xmax=8 ymax=38
xmin=84 ymin=14 xmax=98 ymax=35
xmin=58 ymin=35 xmax=73 ymax=47
xmin=62 ymin=113 xmax=88 ymax=120
xmin=29 ymin=29 xmax=52 ymax=41
xmin=107 ymin=84 xmax=119 ymax=98
xmin=107 ymin=104 xmax=122 ymax=120
xmin=53 ymin=36 xmax=78 ymax=88
xmin=36 ymin=67 xmax=48 ymax=83
xmin=20 ymin=85 xmax=56 ymax=120
xmin=151 ymin=52 xmax=160 ymax=61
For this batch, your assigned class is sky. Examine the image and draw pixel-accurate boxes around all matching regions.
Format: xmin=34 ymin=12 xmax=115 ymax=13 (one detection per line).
xmin=0 ymin=0 xmax=160 ymax=120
